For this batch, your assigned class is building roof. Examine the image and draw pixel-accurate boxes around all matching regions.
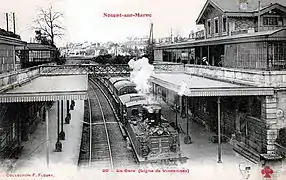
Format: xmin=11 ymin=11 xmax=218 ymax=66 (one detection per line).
xmin=211 ymin=0 xmax=286 ymax=12
xmin=0 ymin=34 xmax=26 ymax=46
xmin=109 ymin=77 xmax=129 ymax=84
xmin=119 ymin=93 xmax=146 ymax=105
xmin=26 ymin=43 xmax=57 ymax=50
xmin=0 ymin=75 xmax=88 ymax=103
xmin=151 ymin=73 xmax=274 ymax=97
xmin=196 ymin=0 xmax=286 ymax=23
xmin=114 ymin=80 xmax=136 ymax=91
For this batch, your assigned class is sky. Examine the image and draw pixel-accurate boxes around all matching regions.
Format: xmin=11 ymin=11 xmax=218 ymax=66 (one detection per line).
xmin=0 ymin=0 xmax=206 ymax=46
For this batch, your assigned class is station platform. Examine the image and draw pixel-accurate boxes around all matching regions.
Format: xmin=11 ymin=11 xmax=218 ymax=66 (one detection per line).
xmin=9 ymin=100 xmax=84 ymax=179
xmin=155 ymin=97 xmax=265 ymax=180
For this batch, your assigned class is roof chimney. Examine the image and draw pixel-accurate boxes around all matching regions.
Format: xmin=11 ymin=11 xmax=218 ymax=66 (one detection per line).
xmin=239 ymin=0 xmax=248 ymax=11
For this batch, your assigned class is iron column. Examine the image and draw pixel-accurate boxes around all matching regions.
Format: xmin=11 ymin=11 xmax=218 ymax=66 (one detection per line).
xmin=55 ymin=101 xmax=62 ymax=151
xmin=217 ymin=97 xmax=222 ymax=163
xmin=45 ymin=107 xmax=50 ymax=168
xmin=59 ymin=100 xmax=65 ymax=140
xmin=175 ymin=96 xmax=178 ymax=131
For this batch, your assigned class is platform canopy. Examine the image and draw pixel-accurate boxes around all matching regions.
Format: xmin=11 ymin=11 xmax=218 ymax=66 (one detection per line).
xmin=0 ymin=75 xmax=88 ymax=103
xmin=150 ymin=73 xmax=274 ymax=97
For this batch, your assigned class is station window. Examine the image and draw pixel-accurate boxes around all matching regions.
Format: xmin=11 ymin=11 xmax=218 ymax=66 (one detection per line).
xmin=263 ymin=17 xmax=283 ymax=26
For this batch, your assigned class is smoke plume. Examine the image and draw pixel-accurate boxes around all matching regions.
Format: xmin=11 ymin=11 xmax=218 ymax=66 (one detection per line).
xmin=128 ymin=57 xmax=154 ymax=95
xmin=178 ymin=81 xmax=188 ymax=96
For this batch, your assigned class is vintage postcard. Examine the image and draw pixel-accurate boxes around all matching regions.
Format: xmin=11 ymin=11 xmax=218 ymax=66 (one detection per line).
xmin=0 ymin=0 xmax=285 ymax=179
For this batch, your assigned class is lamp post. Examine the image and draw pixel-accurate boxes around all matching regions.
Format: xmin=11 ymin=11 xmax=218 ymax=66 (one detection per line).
xmin=55 ymin=101 xmax=62 ymax=152
xmin=45 ymin=106 xmax=50 ymax=168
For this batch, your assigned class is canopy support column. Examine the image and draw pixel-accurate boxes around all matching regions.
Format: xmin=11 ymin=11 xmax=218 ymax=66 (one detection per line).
xmin=55 ymin=101 xmax=62 ymax=152
xmin=59 ymin=100 xmax=65 ymax=140
xmin=45 ymin=106 xmax=50 ymax=168
xmin=217 ymin=97 xmax=222 ymax=163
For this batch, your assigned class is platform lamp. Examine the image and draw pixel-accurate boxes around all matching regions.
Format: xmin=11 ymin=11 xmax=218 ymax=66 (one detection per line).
xmin=65 ymin=100 xmax=71 ymax=124
xmin=184 ymin=96 xmax=192 ymax=144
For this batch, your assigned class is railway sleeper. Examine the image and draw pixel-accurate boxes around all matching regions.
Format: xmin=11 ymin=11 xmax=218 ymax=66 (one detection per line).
xmin=93 ymin=141 xmax=109 ymax=145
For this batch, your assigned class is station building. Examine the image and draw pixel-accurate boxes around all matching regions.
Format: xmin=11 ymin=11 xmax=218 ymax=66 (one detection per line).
xmin=152 ymin=0 xmax=286 ymax=161
xmin=0 ymin=30 xmax=57 ymax=163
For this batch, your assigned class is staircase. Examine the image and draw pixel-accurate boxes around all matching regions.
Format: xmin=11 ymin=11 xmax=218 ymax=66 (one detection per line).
xmin=233 ymin=141 xmax=261 ymax=164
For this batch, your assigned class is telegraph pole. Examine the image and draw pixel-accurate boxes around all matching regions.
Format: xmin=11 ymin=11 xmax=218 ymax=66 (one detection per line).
xmin=147 ymin=23 xmax=154 ymax=63
xmin=258 ymin=1 xmax=261 ymax=32
xmin=6 ymin=13 xmax=9 ymax=31
xmin=13 ymin=12 xmax=16 ymax=34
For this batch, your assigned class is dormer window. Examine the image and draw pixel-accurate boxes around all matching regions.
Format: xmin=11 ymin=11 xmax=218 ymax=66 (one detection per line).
xmin=222 ymin=16 xmax=227 ymax=32
xmin=207 ymin=19 xmax=211 ymax=35
xmin=214 ymin=18 xmax=219 ymax=34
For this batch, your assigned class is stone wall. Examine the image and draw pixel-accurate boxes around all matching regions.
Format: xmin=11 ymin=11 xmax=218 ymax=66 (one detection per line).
xmin=262 ymin=93 xmax=286 ymax=154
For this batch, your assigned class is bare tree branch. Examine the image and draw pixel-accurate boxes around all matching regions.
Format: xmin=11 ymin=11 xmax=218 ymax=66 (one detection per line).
xmin=32 ymin=5 xmax=64 ymax=46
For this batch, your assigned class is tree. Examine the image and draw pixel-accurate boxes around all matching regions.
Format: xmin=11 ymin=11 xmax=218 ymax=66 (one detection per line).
xmin=33 ymin=6 xmax=64 ymax=46
xmin=35 ymin=30 xmax=50 ymax=45
xmin=99 ymin=49 xmax=108 ymax=55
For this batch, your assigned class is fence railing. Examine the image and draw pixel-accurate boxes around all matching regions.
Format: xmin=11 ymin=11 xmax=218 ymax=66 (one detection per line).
xmin=0 ymin=63 xmax=57 ymax=92
xmin=184 ymin=64 xmax=286 ymax=87
xmin=0 ymin=66 xmax=41 ymax=92
xmin=2 ymin=62 xmax=286 ymax=93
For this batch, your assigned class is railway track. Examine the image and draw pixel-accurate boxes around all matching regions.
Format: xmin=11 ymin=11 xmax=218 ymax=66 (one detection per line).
xmin=78 ymin=78 xmax=137 ymax=169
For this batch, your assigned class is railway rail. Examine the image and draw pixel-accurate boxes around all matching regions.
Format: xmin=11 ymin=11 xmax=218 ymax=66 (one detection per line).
xmin=78 ymin=78 xmax=137 ymax=169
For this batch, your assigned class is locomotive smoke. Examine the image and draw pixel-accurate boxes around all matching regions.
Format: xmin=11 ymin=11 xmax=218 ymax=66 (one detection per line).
xmin=128 ymin=57 xmax=154 ymax=96
xmin=178 ymin=81 xmax=188 ymax=96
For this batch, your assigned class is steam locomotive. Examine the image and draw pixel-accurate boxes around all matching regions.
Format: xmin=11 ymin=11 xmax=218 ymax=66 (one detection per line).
xmin=100 ymin=77 xmax=186 ymax=165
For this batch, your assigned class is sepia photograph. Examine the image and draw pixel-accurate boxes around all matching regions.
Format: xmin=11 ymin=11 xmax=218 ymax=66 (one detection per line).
xmin=0 ymin=0 xmax=285 ymax=179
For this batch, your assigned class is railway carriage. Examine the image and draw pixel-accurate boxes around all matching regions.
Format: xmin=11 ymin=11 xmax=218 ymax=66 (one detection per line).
xmin=118 ymin=93 xmax=146 ymax=123
xmin=113 ymin=80 xmax=137 ymax=96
